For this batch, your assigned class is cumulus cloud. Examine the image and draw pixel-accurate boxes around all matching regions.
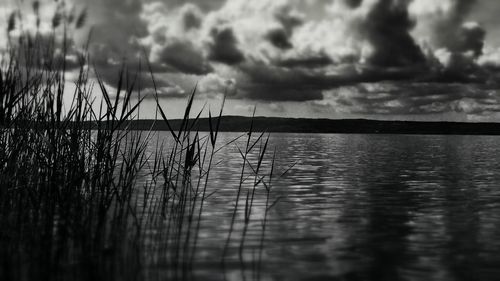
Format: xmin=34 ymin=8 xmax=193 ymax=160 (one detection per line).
xmin=139 ymin=2 xmax=213 ymax=76
xmin=410 ymin=0 xmax=488 ymax=78
xmin=478 ymin=47 xmax=500 ymax=69
xmin=3 ymin=0 xmax=500 ymax=119
xmin=318 ymin=0 xmax=427 ymax=67
xmin=185 ymin=0 xmax=431 ymax=101
xmin=410 ymin=0 xmax=478 ymax=51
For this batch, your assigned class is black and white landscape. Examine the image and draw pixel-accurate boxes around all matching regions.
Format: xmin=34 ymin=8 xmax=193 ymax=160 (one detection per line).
xmin=1 ymin=0 xmax=500 ymax=280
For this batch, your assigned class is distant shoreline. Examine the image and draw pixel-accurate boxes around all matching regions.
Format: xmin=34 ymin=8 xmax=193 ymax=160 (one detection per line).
xmin=5 ymin=116 xmax=500 ymax=135
xmin=96 ymin=116 xmax=500 ymax=136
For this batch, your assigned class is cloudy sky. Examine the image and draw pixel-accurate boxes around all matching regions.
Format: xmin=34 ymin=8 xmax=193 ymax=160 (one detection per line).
xmin=3 ymin=0 xmax=500 ymax=121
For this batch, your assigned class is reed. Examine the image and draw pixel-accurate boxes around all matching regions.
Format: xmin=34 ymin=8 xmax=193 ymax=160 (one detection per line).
xmin=0 ymin=3 xmax=282 ymax=281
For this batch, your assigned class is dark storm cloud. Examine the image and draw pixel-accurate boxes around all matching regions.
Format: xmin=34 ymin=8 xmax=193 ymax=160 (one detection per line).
xmin=344 ymin=0 xmax=363 ymax=9
xmin=156 ymin=41 xmax=213 ymax=75
xmin=235 ymin=61 xmax=430 ymax=101
xmin=207 ymin=27 xmax=245 ymax=65
xmin=236 ymin=64 xmax=326 ymax=101
xmin=265 ymin=28 xmax=293 ymax=49
xmin=362 ymin=0 xmax=426 ymax=67
xmin=183 ymin=9 xmax=202 ymax=30
xmin=456 ymin=23 xmax=486 ymax=57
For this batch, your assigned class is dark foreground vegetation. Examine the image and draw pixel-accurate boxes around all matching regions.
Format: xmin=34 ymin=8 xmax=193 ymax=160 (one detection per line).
xmin=0 ymin=4 xmax=285 ymax=281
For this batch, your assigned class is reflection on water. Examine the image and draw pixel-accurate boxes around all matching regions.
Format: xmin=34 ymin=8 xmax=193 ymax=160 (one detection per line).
xmin=154 ymin=133 xmax=500 ymax=281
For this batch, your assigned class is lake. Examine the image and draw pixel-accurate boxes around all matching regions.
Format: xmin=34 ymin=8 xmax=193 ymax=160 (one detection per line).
xmin=139 ymin=132 xmax=500 ymax=281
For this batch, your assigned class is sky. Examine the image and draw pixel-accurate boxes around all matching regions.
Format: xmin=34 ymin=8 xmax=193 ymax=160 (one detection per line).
xmin=3 ymin=0 xmax=500 ymax=121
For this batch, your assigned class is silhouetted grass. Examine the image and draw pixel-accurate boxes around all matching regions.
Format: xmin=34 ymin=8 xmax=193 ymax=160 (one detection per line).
xmin=0 ymin=3 xmax=282 ymax=281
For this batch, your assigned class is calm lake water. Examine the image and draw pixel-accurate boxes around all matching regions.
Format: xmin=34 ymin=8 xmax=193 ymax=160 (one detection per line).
xmin=144 ymin=132 xmax=500 ymax=281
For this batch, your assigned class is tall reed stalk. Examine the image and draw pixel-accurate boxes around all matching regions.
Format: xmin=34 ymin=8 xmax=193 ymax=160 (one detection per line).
xmin=0 ymin=3 xmax=284 ymax=281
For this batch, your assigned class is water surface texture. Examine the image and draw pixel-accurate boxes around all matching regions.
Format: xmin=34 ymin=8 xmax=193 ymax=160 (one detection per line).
xmin=146 ymin=132 xmax=500 ymax=281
